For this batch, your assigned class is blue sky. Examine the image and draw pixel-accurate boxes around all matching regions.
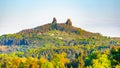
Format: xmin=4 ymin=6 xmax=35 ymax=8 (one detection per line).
xmin=0 ymin=0 xmax=120 ymax=37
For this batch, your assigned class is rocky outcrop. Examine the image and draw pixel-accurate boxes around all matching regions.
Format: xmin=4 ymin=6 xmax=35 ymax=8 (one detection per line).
xmin=52 ymin=17 xmax=58 ymax=29
xmin=52 ymin=17 xmax=57 ymax=24
xmin=66 ymin=19 xmax=72 ymax=26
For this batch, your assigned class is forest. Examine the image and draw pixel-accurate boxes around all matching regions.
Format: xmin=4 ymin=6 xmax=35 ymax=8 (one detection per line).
xmin=0 ymin=45 xmax=120 ymax=68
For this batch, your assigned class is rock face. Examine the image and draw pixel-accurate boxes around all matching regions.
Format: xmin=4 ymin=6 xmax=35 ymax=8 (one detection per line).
xmin=52 ymin=17 xmax=57 ymax=24
xmin=66 ymin=19 xmax=72 ymax=26
xmin=52 ymin=17 xmax=58 ymax=29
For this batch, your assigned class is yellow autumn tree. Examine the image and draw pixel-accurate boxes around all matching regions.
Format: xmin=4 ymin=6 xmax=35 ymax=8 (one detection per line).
xmin=51 ymin=52 xmax=70 ymax=68
xmin=92 ymin=54 xmax=111 ymax=68
xmin=38 ymin=57 xmax=54 ymax=68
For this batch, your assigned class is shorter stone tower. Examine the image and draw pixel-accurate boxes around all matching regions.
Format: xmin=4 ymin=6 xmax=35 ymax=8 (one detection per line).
xmin=52 ymin=17 xmax=58 ymax=29
xmin=52 ymin=17 xmax=57 ymax=24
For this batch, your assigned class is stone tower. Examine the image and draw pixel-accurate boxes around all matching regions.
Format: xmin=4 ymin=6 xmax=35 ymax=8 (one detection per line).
xmin=52 ymin=17 xmax=58 ymax=29
xmin=65 ymin=18 xmax=72 ymax=26
xmin=52 ymin=17 xmax=57 ymax=24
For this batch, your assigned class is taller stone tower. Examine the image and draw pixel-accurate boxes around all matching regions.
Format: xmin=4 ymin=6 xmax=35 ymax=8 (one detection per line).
xmin=65 ymin=18 xmax=72 ymax=26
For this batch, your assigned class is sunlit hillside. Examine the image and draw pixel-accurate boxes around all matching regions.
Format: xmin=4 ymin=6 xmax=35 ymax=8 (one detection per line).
xmin=0 ymin=18 xmax=120 ymax=68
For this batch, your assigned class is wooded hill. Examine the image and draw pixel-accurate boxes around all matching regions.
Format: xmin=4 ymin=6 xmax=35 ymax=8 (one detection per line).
xmin=0 ymin=18 xmax=120 ymax=68
xmin=1 ymin=18 xmax=119 ymax=46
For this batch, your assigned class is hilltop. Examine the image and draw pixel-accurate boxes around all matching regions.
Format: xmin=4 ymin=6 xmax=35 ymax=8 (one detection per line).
xmin=0 ymin=18 xmax=120 ymax=68
xmin=0 ymin=18 xmax=119 ymax=46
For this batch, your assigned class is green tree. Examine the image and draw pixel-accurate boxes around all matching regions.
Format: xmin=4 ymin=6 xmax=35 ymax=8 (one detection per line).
xmin=92 ymin=54 xmax=111 ymax=68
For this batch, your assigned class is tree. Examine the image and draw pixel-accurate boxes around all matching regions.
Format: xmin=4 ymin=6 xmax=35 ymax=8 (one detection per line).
xmin=78 ymin=52 xmax=85 ymax=68
xmin=38 ymin=57 xmax=54 ymax=68
xmin=92 ymin=54 xmax=111 ymax=68
xmin=110 ymin=48 xmax=120 ymax=67
xmin=51 ymin=52 xmax=69 ymax=68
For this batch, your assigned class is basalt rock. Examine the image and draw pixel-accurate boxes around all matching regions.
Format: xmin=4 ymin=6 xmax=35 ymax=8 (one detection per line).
xmin=52 ymin=17 xmax=57 ymax=24
xmin=52 ymin=17 xmax=58 ymax=29
xmin=66 ymin=18 xmax=72 ymax=26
